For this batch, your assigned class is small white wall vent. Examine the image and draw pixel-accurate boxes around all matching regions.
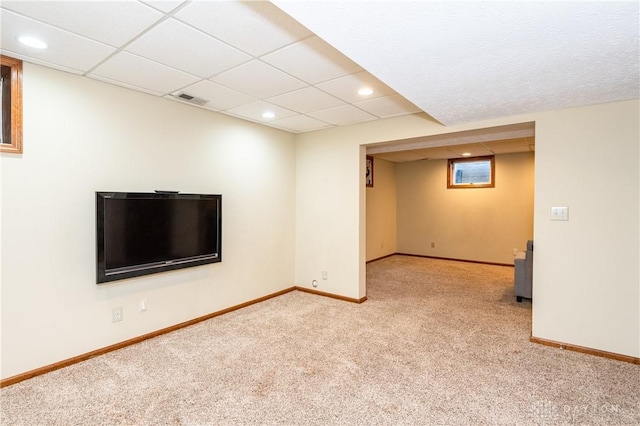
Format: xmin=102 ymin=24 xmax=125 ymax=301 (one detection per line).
xmin=172 ymin=92 xmax=209 ymax=106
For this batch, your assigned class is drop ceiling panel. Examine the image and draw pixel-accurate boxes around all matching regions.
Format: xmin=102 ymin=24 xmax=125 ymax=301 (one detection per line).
xmin=1 ymin=0 xmax=434 ymax=134
xmin=89 ymin=52 xmax=200 ymax=95
xmin=369 ymin=137 xmax=536 ymax=163
xmin=261 ymin=36 xmax=362 ymax=84
xmin=270 ymin=115 xmax=332 ymax=133
xmin=211 ymin=60 xmax=307 ymax=99
xmin=175 ymin=80 xmax=256 ymax=111
xmin=445 ymin=144 xmax=494 ymax=157
xmin=484 ymin=138 xmax=534 ymax=153
xmin=374 ymin=151 xmax=427 ymax=163
xmin=141 ymin=1 xmax=187 ymax=14
xmin=308 ymin=105 xmax=376 ymax=126
xmin=267 ymin=86 xmax=345 ymax=114
xmin=1 ymin=0 xmax=163 ymax=47
xmin=226 ymin=100 xmax=298 ymax=124
xmin=0 ymin=49 xmax=85 ymax=76
xmin=410 ymin=148 xmax=457 ymax=160
xmin=489 ymin=146 xmax=531 ymax=154
xmin=355 ymin=94 xmax=421 ymax=118
xmin=90 ymin=74 xmax=163 ymax=96
xmin=125 ymin=18 xmax=251 ymax=78
xmin=0 ymin=10 xmax=116 ymax=73
xmin=316 ymin=71 xmax=395 ymax=103
xmin=175 ymin=0 xmax=312 ymax=57
xmin=366 ymin=122 xmax=537 ymax=161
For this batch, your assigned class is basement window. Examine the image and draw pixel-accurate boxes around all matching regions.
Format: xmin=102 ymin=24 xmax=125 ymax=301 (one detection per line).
xmin=447 ymin=156 xmax=495 ymax=188
xmin=1 ymin=55 xmax=23 ymax=154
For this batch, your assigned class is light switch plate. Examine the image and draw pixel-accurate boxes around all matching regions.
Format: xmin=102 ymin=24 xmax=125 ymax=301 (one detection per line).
xmin=551 ymin=206 xmax=569 ymax=221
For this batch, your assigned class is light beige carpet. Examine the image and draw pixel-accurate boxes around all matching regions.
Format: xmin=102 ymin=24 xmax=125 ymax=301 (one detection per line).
xmin=1 ymin=255 xmax=638 ymax=425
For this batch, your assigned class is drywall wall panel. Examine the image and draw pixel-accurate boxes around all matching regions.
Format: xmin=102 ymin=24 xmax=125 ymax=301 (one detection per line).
xmin=396 ymin=152 xmax=534 ymax=265
xmin=295 ymin=115 xmax=446 ymax=300
xmin=295 ymin=100 xmax=638 ymax=357
xmin=294 ymin=130 xmax=363 ymax=298
xmin=0 ymin=63 xmax=296 ymax=379
xmin=531 ymin=100 xmax=639 ymax=357
xmin=366 ymin=157 xmax=397 ymax=261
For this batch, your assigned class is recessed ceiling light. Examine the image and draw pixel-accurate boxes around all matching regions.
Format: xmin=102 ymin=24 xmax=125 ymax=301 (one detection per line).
xmin=262 ymin=111 xmax=275 ymax=119
xmin=462 ymin=152 xmax=471 ymax=157
xmin=18 ymin=36 xmax=48 ymax=49
xmin=358 ymin=87 xmax=374 ymax=96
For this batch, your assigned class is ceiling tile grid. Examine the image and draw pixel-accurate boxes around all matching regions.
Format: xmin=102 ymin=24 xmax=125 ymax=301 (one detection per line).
xmin=371 ymin=137 xmax=535 ymax=163
xmin=209 ymin=59 xmax=307 ymax=100
xmin=308 ymin=105 xmax=377 ymax=126
xmin=1 ymin=0 xmax=422 ymax=133
xmin=173 ymin=0 xmax=313 ymax=57
xmin=355 ymin=94 xmax=421 ymax=119
xmin=266 ymin=86 xmax=346 ymax=114
xmin=269 ymin=115 xmax=333 ymax=133
xmin=141 ymin=1 xmax=186 ymax=14
xmin=225 ymin=100 xmax=298 ymax=123
xmin=89 ymin=51 xmax=201 ymax=96
xmin=315 ymin=71 xmax=396 ymax=104
xmin=261 ymin=36 xmax=363 ymax=85
xmin=367 ymin=123 xmax=536 ymax=163
xmin=171 ymin=80 xmax=257 ymax=112
xmin=124 ymin=18 xmax=252 ymax=79
xmin=1 ymin=0 xmax=164 ymax=47
xmin=0 ymin=9 xmax=117 ymax=73
xmin=9 ymin=1 xmax=632 ymax=135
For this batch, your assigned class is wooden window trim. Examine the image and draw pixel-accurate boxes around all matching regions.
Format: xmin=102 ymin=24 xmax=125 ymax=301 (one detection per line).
xmin=447 ymin=155 xmax=495 ymax=189
xmin=1 ymin=55 xmax=23 ymax=154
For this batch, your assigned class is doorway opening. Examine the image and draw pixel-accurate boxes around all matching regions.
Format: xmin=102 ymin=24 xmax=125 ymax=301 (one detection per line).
xmin=364 ymin=121 xmax=535 ymax=305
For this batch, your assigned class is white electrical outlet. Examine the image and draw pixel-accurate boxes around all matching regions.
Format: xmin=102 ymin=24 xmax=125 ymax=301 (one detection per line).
xmin=322 ymin=271 xmax=328 ymax=280
xmin=112 ymin=307 xmax=123 ymax=322
xmin=139 ymin=298 xmax=147 ymax=312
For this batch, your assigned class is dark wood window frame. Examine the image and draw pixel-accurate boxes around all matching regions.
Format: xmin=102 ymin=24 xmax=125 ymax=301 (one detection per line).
xmin=447 ymin=155 xmax=495 ymax=189
xmin=1 ymin=55 xmax=23 ymax=154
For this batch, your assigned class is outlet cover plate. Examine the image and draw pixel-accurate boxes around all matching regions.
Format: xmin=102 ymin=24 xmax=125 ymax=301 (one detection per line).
xmin=112 ymin=307 xmax=123 ymax=322
xmin=551 ymin=206 xmax=569 ymax=221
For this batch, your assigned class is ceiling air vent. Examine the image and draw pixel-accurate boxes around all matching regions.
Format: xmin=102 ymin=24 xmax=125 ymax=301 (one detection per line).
xmin=173 ymin=92 xmax=209 ymax=106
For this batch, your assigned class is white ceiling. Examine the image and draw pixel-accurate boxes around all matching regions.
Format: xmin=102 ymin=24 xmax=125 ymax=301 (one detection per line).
xmin=274 ymin=0 xmax=640 ymax=126
xmin=1 ymin=1 xmax=638 ymax=135
xmin=371 ymin=137 xmax=535 ymax=163
xmin=367 ymin=122 xmax=535 ymax=163
xmin=0 ymin=0 xmax=421 ymax=134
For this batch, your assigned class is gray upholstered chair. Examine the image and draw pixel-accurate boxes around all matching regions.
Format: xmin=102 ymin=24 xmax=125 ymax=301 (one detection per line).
xmin=514 ymin=240 xmax=533 ymax=302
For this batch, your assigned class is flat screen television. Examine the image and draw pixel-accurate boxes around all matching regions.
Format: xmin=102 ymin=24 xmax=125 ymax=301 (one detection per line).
xmin=96 ymin=192 xmax=222 ymax=284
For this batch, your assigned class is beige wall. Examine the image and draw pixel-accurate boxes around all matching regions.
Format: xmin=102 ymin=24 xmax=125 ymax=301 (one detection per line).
xmin=1 ymin=63 xmax=638 ymax=380
xmin=0 ymin=64 xmax=296 ymax=379
xmin=396 ymin=152 xmax=534 ymax=264
xmin=294 ymin=131 xmax=364 ymax=298
xmin=295 ymin=115 xmax=446 ymax=300
xmin=365 ymin=158 xmax=397 ymax=261
xmin=532 ymin=101 xmax=639 ymax=356
xmin=295 ymin=100 xmax=639 ymax=358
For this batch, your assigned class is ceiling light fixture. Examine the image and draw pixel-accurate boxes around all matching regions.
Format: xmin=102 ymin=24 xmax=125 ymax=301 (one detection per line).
xmin=358 ymin=87 xmax=374 ymax=96
xmin=462 ymin=153 xmax=471 ymax=157
xmin=262 ymin=111 xmax=275 ymax=119
xmin=18 ymin=36 xmax=48 ymax=49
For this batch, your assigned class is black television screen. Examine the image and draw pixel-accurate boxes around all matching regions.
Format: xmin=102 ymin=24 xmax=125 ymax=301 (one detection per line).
xmin=96 ymin=192 xmax=221 ymax=284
